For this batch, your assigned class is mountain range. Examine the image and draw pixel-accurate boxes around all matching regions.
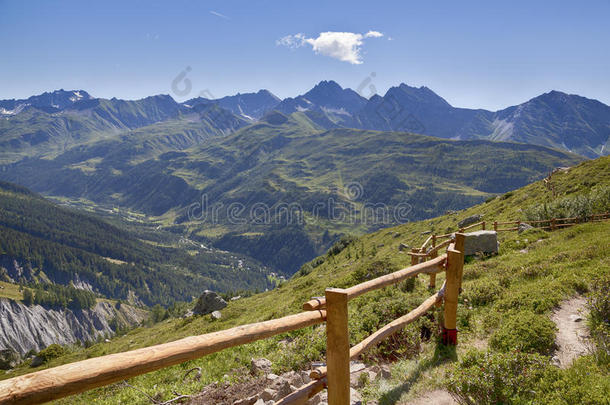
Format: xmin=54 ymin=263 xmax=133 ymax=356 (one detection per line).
xmin=0 ymin=82 xmax=605 ymax=273
xmin=1 ymin=82 xmax=608 ymax=162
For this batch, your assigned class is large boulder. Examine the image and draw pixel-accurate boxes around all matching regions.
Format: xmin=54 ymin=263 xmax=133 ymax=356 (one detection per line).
xmin=458 ymin=214 xmax=482 ymax=228
xmin=193 ymin=290 xmax=227 ymax=315
xmin=463 ymin=230 xmax=498 ymax=256
xmin=0 ymin=348 xmax=19 ymax=370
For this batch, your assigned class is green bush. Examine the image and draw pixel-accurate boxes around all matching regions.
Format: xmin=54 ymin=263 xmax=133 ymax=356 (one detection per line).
xmin=537 ymin=356 xmax=610 ymax=404
xmin=489 ymin=310 xmax=556 ymax=355
xmin=524 ymin=185 xmax=610 ymax=222
xmin=446 ymin=349 xmax=555 ymax=405
xmin=462 ymin=278 xmax=503 ymax=306
xmin=352 ymin=259 xmax=398 ymax=283
xmin=495 ymin=286 xmax=563 ymax=314
xmin=587 ymin=272 xmax=610 ymax=364
xmin=37 ymin=344 xmax=66 ymax=363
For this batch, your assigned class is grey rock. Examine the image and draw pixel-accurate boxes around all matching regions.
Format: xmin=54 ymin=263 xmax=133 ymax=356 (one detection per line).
xmin=569 ymin=314 xmax=583 ymax=322
xmin=254 ymin=399 xmax=265 ymax=405
xmin=193 ymin=290 xmax=227 ymax=315
xmin=463 ymin=230 xmax=498 ymax=256
xmin=300 ymin=370 xmax=311 ymax=384
xmin=211 ymin=310 xmax=222 ymax=320
xmin=273 ymin=380 xmax=292 ymax=400
xmin=349 ymin=361 xmax=366 ymax=373
xmin=398 ymin=243 xmax=409 ymax=252
xmin=250 ymin=358 xmax=272 ymax=374
xmin=261 ymin=388 xmax=276 ymax=401
xmin=551 ymin=356 xmax=561 ymax=366
xmin=0 ymin=348 xmax=19 ymax=370
xmin=350 ymin=387 xmax=362 ymax=404
xmin=266 ymin=372 xmax=279 ymax=382
xmin=30 ymin=355 xmax=44 ymax=367
xmin=518 ymin=223 xmax=534 ymax=233
xmin=285 ymin=371 xmax=303 ymax=387
xmin=379 ymin=365 xmax=391 ymax=379
xmin=519 ymin=249 xmax=528 ymax=254
xmin=458 ymin=214 xmax=482 ymax=228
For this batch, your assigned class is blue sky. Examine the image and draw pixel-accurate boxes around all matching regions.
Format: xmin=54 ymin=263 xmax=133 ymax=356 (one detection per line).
xmin=1 ymin=0 xmax=609 ymax=110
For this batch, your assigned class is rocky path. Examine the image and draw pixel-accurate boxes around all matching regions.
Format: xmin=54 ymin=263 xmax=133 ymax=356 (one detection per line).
xmin=405 ymin=389 xmax=456 ymax=405
xmin=550 ymin=296 xmax=590 ymax=368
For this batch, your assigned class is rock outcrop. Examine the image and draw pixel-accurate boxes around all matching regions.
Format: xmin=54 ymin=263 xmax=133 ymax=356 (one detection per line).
xmin=458 ymin=214 xmax=482 ymax=228
xmin=193 ymin=290 xmax=227 ymax=315
xmin=463 ymin=230 xmax=498 ymax=256
xmin=0 ymin=298 xmax=147 ymax=356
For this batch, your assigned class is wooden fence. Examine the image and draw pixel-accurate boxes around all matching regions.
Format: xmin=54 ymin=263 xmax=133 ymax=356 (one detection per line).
xmin=412 ymin=213 xmax=610 ymax=285
xmin=0 ymin=235 xmax=466 ymax=405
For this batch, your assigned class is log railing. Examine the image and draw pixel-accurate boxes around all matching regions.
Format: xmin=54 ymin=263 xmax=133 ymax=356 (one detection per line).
xmin=0 ymin=235 xmax=466 ymax=405
xmin=416 ymin=213 xmax=609 ymax=253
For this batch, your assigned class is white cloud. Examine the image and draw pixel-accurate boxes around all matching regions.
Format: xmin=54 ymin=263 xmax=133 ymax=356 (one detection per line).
xmin=277 ymin=30 xmax=383 ymax=64
xmin=276 ymin=33 xmax=307 ymax=49
xmin=364 ymin=31 xmax=384 ymax=38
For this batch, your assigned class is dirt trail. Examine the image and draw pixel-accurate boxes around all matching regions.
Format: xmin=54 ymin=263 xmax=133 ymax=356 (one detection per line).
xmin=550 ymin=296 xmax=590 ymax=368
xmin=405 ymin=389 xmax=456 ymax=405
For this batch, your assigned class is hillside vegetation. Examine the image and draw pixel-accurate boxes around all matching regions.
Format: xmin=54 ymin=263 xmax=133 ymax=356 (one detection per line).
xmin=2 ymin=112 xmax=583 ymax=274
xmin=0 ymin=181 xmax=273 ymax=306
xmin=3 ymin=156 xmax=607 ymax=404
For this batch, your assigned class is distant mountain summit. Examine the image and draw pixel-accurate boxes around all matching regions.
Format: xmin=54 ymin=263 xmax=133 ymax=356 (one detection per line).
xmin=185 ymin=89 xmax=280 ymax=120
xmin=276 ymin=80 xmax=367 ymax=116
xmin=0 ymin=89 xmax=92 ymax=114
xmin=488 ymin=91 xmax=610 ymax=157
xmin=353 ymin=85 xmax=609 ymax=157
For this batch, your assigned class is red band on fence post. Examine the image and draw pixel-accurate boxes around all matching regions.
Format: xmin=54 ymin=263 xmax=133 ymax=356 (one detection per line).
xmin=441 ymin=328 xmax=458 ymax=345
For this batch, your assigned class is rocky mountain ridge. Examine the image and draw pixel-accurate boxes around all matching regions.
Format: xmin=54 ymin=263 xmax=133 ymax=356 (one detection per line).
xmin=0 ymin=297 xmax=146 ymax=357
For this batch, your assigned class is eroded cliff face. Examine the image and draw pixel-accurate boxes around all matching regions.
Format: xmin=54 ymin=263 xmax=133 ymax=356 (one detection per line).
xmin=0 ymin=298 xmax=147 ymax=356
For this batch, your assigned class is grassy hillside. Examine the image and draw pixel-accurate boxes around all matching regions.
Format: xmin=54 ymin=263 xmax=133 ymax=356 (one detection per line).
xmin=0 ymin=181 xmax=274 ymax=306
xmin=4 ymin=156 xmax=607 ymax=404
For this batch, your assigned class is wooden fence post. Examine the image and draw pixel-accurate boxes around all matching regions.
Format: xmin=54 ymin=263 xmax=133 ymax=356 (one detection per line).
xmin=442 ymin=234 xmax=465 ymax=346
xmin=454 ymin=233 xmax=466 ymax=292
xmin=551 ymin=218 xmax=556 ymax=231
xmin=482 ymin=221 xmax=486 ymax=230
xmin=493 ymin=221 xmax=498 ymax=232
xmin=325 ymin=288 xmax=350 ymax=405
xmin=429 ymin=236 xmax=437 ymax=288
xmin=411 ymin=248 xmax=419 ymax=279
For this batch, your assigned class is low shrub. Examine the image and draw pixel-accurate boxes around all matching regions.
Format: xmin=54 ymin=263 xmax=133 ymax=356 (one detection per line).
xmin=524 ymin=185 xmax=610 ymax=222
xmin=37 ymin=344 xmax=66 ymax=363
xmin=537 ymin=356 xmax=610 ymax=404
xmin=587 ymin=272 xmax=610 ymax=364
xmin=495 ymin=286 xmax=563 ymax=314
xmin=352 ymin=259 xmax=398 ymax=283
xmin=446 ymin=349 xmax=555 ymax=405
xmin=489 ymin=310 xmax=556 ymax=355
xmin=462 ymin=278 xmax=503 ymax=306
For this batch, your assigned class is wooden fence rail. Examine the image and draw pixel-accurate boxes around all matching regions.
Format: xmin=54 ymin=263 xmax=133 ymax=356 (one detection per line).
xmin=0 ymin=235 xmax=466 ymax=405
xmin=419 ymin=213 xmax=609 ymax=252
